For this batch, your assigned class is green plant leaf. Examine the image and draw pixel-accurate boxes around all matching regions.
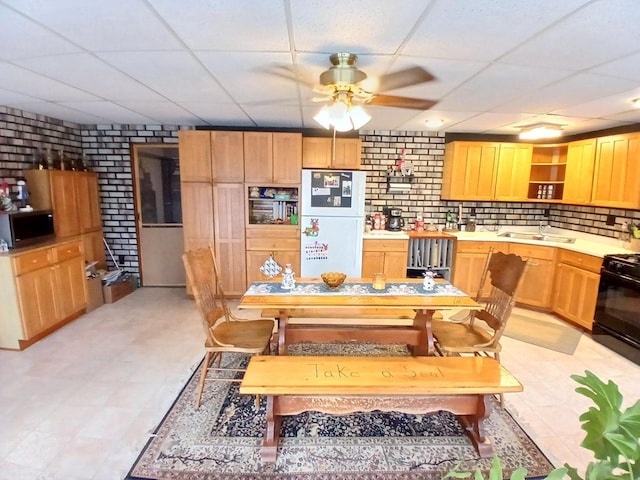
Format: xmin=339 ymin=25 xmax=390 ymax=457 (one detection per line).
xmin=544 ymin=467 xmax=568 ymax=480
xmin=488 ymin=456 xmax=503 ymax=480
xmin=509 ymin=467 xmax=528 ymax=480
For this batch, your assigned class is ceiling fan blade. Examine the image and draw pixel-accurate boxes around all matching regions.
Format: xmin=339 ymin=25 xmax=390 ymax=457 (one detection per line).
xmin=376 ymin=66 xmax=435 ymax=92
xmin=367 ymin=94 xmax=437 ymax=110
xmin=260 ymin=65 xmax=315 ymax=88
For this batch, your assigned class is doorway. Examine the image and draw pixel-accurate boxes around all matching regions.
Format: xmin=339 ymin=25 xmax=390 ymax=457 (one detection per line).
xmin=132 ymin=144 xmax=185 ymax=286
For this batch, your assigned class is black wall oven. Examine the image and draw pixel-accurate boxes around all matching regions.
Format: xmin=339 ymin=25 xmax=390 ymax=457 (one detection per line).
xmin=593 ymin=253 xmax=640 ymax=365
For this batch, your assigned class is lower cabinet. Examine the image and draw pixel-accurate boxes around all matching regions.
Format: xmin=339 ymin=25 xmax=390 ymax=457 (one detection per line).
xmin=361 ymin=239 xmax=408 ymax=279
xmin=453 ymin=241 xmax=509 ymax=297
xmin=508 ymin=243 xmax=556 ymax=308
xmin=1 ymin=239 xmax=86 ymax=349
xmin=552 ymin=250 xmax=602 ymax=330
xmin=245 ymin=226 xmax=300 ymax=286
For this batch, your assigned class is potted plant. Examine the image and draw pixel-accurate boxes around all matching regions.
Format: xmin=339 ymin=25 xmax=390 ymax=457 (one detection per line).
xmin=443 ymin=370 xmax=640 ymax=480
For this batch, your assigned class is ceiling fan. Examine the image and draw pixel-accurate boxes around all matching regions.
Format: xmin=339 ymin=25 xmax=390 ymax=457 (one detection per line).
xmin=269 ymin=52 xmax=438 ymax=131
xmin=311 ymin=52 xmax=438 ymax=112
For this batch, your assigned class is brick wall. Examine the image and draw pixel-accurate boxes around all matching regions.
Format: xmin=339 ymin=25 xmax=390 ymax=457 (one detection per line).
xmin=80 ymin=124 xmax=180 ymax=272
xmin=0 ymin=106 xmax=82 ymax=189
xmin=359 ymin=129 xmax=640 ymax=237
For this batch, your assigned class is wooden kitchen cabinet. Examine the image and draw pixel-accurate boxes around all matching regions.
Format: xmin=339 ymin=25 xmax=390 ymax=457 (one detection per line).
xmin=180 ymin=182 xmax=215 ymax=252
xmin=563 ymin=139 xmax=596 ymax=204
xmin=361 ymin=239 xmax=408 ymax=278
xmin=508 ymin=243 xmax=556 ymax=308
xmin=244 ymin=132 xmax=302 ymax=184
xmin=178 ymin=130 xmax=213 ymax=182
xmin=245 ymin=226 xmax=300 ymax=286
xmin=441 ymin=142 xmax=499 ymax=200
xmin=213 ymin=183 xmax=246 ymax=296
xmin=75 ymin=172 xmax=101 ymax=232
xmin=2 ymin=239 xmax=86 ymax=349
xmin=591 ymin=133 xmax=640 ymax=209
xmin=552 ymin=249 xmax=602 ymax=330
xmin=212 ymin=131 xmax=244 ymax=182
xmin=302 ymin=137 xmax=362 ymax=170
xmin=493 ymin=143 xmax=532 ymax=201
xmin=82 ymin=229 xmax=106 ymax=270
xmin=452 ymin=241 xmax=509 ymax=297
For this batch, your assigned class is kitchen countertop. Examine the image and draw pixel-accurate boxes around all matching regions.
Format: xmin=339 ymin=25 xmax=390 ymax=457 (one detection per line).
xmin=447 ymin=228 xmax=635 ymax=258
xmin=363 ymin=230 xmax=409 ymax=240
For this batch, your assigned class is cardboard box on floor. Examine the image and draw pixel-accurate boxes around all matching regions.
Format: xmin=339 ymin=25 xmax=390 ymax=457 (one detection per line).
xmin=103 ymin=275 xmax=135 ymax=304
xmin=86 ymin=276 xmax=104 ymax=312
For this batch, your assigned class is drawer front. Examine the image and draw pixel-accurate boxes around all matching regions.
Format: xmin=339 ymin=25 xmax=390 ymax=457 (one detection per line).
xmin=455 ymin=241 xmax=494 ymax=253
xmin=558 ymin=249 xmax=602 ymax=273
xmin=363 ymin=239 xmax=408 ymax=252
xmin=53 ymin=242 xmax=83 ymax=262
xmin=246 ymin=238 xmax=300 ymax=251
xmin=246 ymin=227 xmax=300 ymax=240
xmin=13 ymin=249 xmax=52 ymax=275
xmin=509 ymin=243 xmax=555 ymax=260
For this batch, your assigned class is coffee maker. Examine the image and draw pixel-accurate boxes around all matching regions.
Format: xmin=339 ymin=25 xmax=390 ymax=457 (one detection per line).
xmin=385 ymin=207 xmax=404 ymax=232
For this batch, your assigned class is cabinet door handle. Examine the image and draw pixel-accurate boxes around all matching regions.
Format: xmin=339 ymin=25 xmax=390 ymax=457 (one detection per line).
xmin=528 ymin=261 xmax=539 ymax=267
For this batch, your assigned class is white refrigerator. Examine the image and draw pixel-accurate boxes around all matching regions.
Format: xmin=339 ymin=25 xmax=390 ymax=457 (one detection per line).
xmin=300 ymin=169 xmax=366 ymax=277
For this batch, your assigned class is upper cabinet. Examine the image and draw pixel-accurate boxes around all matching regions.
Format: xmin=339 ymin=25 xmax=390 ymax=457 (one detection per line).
xmin=592 ymin=133 xmax=640 ymax=209
xmin=212 ymin=131 xmax=244 ymax=183
xmin=178 ymin=130 xmax=212 ymax=182
xmin=563 ymin=139 xmax=595 ymax=205
xmin=302 ymin=137 xmax=361 ymax=170
xmin=441 ymin=142 xmax=499 ymax=200
xmin=493 ymin=143 xmax=532 ymax=201
xmin=527 ymin=143 xmax=567 ymax=202
xmin=442 ymin=141 xmax=530 ymax=201
xmin=244 ymin=132 xmax=302 ymax=184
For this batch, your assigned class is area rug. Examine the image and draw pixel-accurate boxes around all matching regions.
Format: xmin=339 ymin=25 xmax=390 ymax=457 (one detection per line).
xmin=504 ymin=312 xmax=583 ymax=355
xmin=127 ymin=343 xmax=554 ymax=480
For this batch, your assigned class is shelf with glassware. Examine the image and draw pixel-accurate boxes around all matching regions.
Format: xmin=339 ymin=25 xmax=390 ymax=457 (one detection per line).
xmin=526 ymin=144 xmax=567 ymax=201
xmin=246 ymin=185 xmax=300 ymax=226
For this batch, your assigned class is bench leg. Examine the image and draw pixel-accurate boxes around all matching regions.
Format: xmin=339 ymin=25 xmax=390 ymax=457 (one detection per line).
xmin=411 ymin=309 xmax=435 ymax=356
xmin=277 ymin=312 xmax=289 ymax=356
xmin=458 ymin=394 xmax=493 ymax=458
xmin=261 ymin=395 xmax=282 ymax=464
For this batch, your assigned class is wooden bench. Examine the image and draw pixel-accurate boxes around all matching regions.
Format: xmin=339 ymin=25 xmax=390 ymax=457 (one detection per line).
xmin=240 ymin=355 xmax=523 ymax=463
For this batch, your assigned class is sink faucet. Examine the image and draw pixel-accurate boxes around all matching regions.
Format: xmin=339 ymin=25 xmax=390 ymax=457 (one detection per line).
xmin=538 ymin=221 xmax=550 ymax=235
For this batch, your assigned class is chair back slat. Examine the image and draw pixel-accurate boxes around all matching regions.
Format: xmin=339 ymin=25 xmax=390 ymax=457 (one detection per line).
xmin=183 ymin=247 xmax=224 ymax=343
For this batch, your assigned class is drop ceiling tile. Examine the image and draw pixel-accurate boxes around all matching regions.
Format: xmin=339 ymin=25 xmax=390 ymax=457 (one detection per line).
xmin=96 ymin=52 xmax=231 ymax=103
xmin=553 ymin=90 xmax=640 ymax=118
xmin=495 ymin=73 xmax=638 ymax=115
xmin=7 ymin=102 xmax=109 ymax=124
xmin=600 ymin=109 xmax=640 ymax=123
xmin=0 ymin=62 xmax=101 ymax=102
xmin=435 ymin=63 xmax=571 ymax=112
xmin=59 ymin=101 xmax=158 ymax=124
xmin=501 ymin=0 xmax=640 ymax=70
xmin=290 ymin=0 xmax=431 ymax=54
xmin=563 ymin=118 xmax=632 ymax=134
xmin=242 ymin=105 xmax=303 ymax=128
xmin=0 ymin=4 xmax=81 ymax=60
xmin=14 ymin=54 xmax=165 ymax=101
xmin=151 ymin=0 xmax=290 ymax=51
xmin=3 ymin=0 xmax=183 ymax=51
xmin=446 ymin=112 xmax=537 ymax=134
xmin=196 ymin=52 xmax=299 ymax=104
xmin=589 ymin=51 xmax=640 ymax=82
xmin=403 ymin=0 xmax=590 ymax=62
xmin=0 ymin=88 xmax=40 ymax=104
xmin=173 ymin=102 xmax=254 ymax=127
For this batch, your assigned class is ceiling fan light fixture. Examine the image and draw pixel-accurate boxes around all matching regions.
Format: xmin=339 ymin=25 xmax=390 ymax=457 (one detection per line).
xmin=349 ymin=106 xmax=371 ymax=130
xmin=313 ymin=106 xmax=332 ymax=129
xmin=518 ymin=123 xmax=563 ymax=140
xmin=313 ymin=99 xmax=371 ymax=132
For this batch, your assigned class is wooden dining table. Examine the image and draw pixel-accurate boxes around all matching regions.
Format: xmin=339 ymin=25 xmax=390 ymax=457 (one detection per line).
xmin=238 ymin=277 xmax=481 ymax=356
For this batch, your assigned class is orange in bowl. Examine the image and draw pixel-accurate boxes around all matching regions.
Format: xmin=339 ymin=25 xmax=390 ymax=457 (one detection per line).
xmin=321 ymin=272 xmax=346 ymax=289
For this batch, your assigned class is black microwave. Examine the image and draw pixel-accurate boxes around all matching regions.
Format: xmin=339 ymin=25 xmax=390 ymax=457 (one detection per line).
xmin=0 ymin=209 xmax=55 ymax=249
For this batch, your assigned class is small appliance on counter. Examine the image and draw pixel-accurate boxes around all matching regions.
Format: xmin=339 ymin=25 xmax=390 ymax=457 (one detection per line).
xmin=385 ymin=207 xmax=404 ymax=232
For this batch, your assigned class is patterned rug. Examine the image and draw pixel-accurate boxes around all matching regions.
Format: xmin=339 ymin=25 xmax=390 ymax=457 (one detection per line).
xmin=126 ymin=343 xmax=553 ymax=479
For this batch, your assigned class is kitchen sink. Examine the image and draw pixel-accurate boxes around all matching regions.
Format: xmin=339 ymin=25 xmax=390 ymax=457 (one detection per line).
xmin=498 ymin=231 xmax=576 ymax=244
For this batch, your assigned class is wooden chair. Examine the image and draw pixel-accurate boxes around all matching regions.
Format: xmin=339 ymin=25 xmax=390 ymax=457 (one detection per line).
xmin=431 ymin=249 xmax=527 ymax=363
xmin=183 ymin=245 xmax=276 ymax=409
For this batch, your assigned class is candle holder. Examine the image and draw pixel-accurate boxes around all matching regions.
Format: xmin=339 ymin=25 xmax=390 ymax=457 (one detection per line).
xmin=372 ymin=273 xmax=386 ymax=290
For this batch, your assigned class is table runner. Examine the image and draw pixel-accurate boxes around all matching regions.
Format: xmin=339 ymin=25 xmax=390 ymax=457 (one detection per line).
xmin=244 ymin=281 xmax=467 ymax=297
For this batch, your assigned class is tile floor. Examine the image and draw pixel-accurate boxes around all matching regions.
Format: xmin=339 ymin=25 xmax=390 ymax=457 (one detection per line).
xmin=1 ymin=287 xmax=639 ymax=479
